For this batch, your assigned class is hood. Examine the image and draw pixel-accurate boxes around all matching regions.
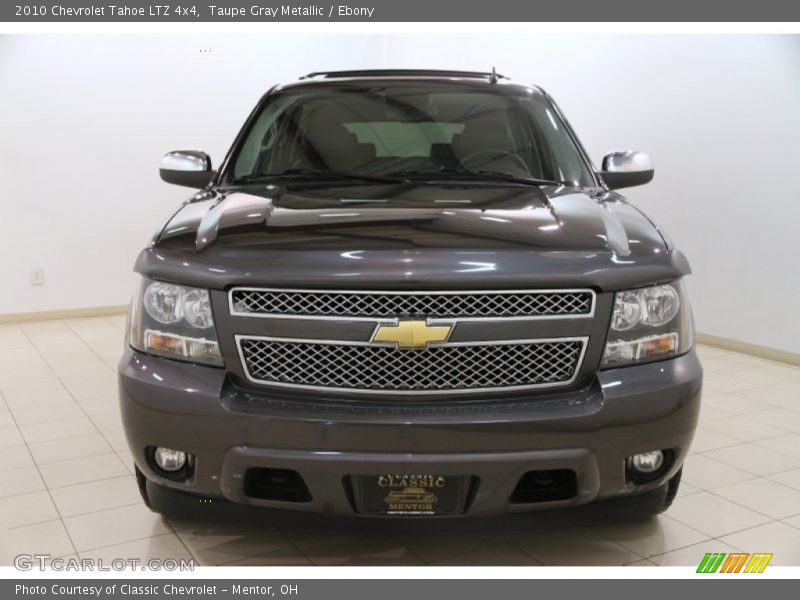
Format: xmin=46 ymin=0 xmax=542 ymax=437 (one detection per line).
xmin=158 ymin=183 xmax=666 ymax=254
xmin=139 ymin=182 xmax=690 ymax=291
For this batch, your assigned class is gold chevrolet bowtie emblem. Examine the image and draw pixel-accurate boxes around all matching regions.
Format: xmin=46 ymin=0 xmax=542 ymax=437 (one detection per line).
xmin=372 ymin=320 xmax=452 ymax=349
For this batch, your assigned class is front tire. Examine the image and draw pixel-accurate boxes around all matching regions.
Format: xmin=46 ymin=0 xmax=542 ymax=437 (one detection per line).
xmin=134 ymin=464 xmax=153 ymax=509
xmin=660 ymin=467 xmax=682 ymax=513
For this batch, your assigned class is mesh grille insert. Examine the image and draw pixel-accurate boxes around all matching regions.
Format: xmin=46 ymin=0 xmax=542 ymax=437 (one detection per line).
xmin=239 ymin=338 xmax=585 ymax=393
xmin=230 ymin=289 xmax=593 ymax=319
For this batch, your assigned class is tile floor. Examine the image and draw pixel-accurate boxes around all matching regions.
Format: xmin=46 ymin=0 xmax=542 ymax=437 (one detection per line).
xmin=1 ymin=316 xmax=799 ymax=566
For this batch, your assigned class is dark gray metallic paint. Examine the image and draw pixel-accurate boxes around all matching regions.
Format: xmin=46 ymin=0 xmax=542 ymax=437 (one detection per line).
xmin=119 ymin=349 xmax=701 ymax=517
xmin=137 ymin=184 xmax=689 ymax=292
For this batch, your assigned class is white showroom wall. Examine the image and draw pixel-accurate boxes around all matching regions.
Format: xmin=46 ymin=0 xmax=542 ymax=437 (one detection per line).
xmin=0 ymin=34 xmax=384 ymax=315
xmin=0 ymin=34 xmax=798 ymax=355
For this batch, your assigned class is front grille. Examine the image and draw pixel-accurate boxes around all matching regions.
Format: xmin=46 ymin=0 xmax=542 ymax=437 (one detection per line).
xmin=230 ymin=288 xmax=594 ymax=319
xmin=237 ymin=337 xmax=586 ymax=395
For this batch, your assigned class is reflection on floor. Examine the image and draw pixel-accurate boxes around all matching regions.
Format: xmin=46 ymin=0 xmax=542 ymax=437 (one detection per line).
xmin=1 ymin=316 xmax=799 ymax=566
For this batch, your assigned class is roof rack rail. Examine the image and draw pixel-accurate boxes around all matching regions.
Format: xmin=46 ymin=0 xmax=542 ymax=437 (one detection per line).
xmin=300 ymin=69 xmax=507 ymax=81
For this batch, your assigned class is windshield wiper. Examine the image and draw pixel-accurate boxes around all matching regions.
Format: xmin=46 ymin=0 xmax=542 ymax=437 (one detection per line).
xmin=472 ymin=170 xmax=568 ymax=187
xmin=394 ymin=168 xmax=567 ymax=187
xmin=238 ymin=169 xmax=407 ymax=185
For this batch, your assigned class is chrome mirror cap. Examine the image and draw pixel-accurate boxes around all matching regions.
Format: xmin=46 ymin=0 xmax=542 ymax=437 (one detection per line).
xmin=160 ymin=150 xmax=214 ymax=189
xmin=600 ymin=150 xmax=654 ymax=190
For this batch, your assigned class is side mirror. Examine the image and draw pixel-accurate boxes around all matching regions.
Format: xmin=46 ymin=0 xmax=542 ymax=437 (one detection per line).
xmin=159 ymin=150 xmax=215 ymax=189
xmin=600 ymin=150 xmax=654 ymax=190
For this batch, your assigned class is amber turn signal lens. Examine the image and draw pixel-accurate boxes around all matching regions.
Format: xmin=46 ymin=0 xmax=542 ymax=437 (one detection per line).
xmin=143 ymin=329 xmax=221 ymax=365
xmin=146 ymin=333 xmax=182 ymax=353
xmin=640 ymin=334 xmax=678 ymax=357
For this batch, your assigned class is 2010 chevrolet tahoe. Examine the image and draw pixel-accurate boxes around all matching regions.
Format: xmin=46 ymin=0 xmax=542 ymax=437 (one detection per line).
xmin=120 ymin=70 xmax=702 ymax=520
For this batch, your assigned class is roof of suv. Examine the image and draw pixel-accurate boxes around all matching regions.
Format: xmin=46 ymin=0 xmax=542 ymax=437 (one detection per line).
xmin=277 ymin=69 xmax=542 ymax=95
xmin=301 ymin=69 xmax=507 ymax=81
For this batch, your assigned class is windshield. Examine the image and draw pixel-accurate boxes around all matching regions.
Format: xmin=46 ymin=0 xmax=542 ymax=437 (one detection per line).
xmin=230 ymin=85 xmax=595 ymax=187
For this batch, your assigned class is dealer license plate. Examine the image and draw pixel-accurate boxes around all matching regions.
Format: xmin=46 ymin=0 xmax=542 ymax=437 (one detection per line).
xmin=356 ymin=474 xmax=468 ymax=516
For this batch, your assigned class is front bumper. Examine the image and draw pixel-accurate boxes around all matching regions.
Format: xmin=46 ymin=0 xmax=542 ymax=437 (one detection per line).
xmin=118 ymin=349 xmax=702 ymax=518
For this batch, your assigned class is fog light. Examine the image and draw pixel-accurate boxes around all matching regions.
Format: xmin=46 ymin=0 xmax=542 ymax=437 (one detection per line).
xmin=153 ymin=447 xmax=186 ymax=472
xmin=629 ymin=450 xmax=664 ymax=474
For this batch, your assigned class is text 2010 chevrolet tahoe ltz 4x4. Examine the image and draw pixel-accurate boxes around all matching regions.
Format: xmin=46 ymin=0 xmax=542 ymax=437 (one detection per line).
xmin=120 ymin=70 xmax=702 ymax=520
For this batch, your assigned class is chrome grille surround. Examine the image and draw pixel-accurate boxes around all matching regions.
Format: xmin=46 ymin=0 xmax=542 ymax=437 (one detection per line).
xmin=229 ymin=288 xmax=595 ymax=321
xmin=236 ymin=335 xmax=588 ymax=395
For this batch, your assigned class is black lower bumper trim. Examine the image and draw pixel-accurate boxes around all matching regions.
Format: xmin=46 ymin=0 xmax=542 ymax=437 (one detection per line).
xmin=244 ymin=467 xmax=312 ymax=503
xmin=145 ymin=475 xmax=669 ymax=529
xmin=510 ymin=469 xmax=578 ymax=504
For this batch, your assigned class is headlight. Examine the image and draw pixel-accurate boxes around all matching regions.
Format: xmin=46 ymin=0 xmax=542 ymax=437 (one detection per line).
xmin=143 ymin=282 xmax=185 ymax=324
xmin=128 ymin=278 xmax=222 ymax=366
xmin=601 ymin=280 xmax=694 ymax=368
xmin=182 ymin=288 xmax=214 ymax=328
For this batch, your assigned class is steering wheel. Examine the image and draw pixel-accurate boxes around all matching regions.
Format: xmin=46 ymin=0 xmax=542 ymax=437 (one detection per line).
xmin=459 ymin=149 xmax=529 ymax=172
